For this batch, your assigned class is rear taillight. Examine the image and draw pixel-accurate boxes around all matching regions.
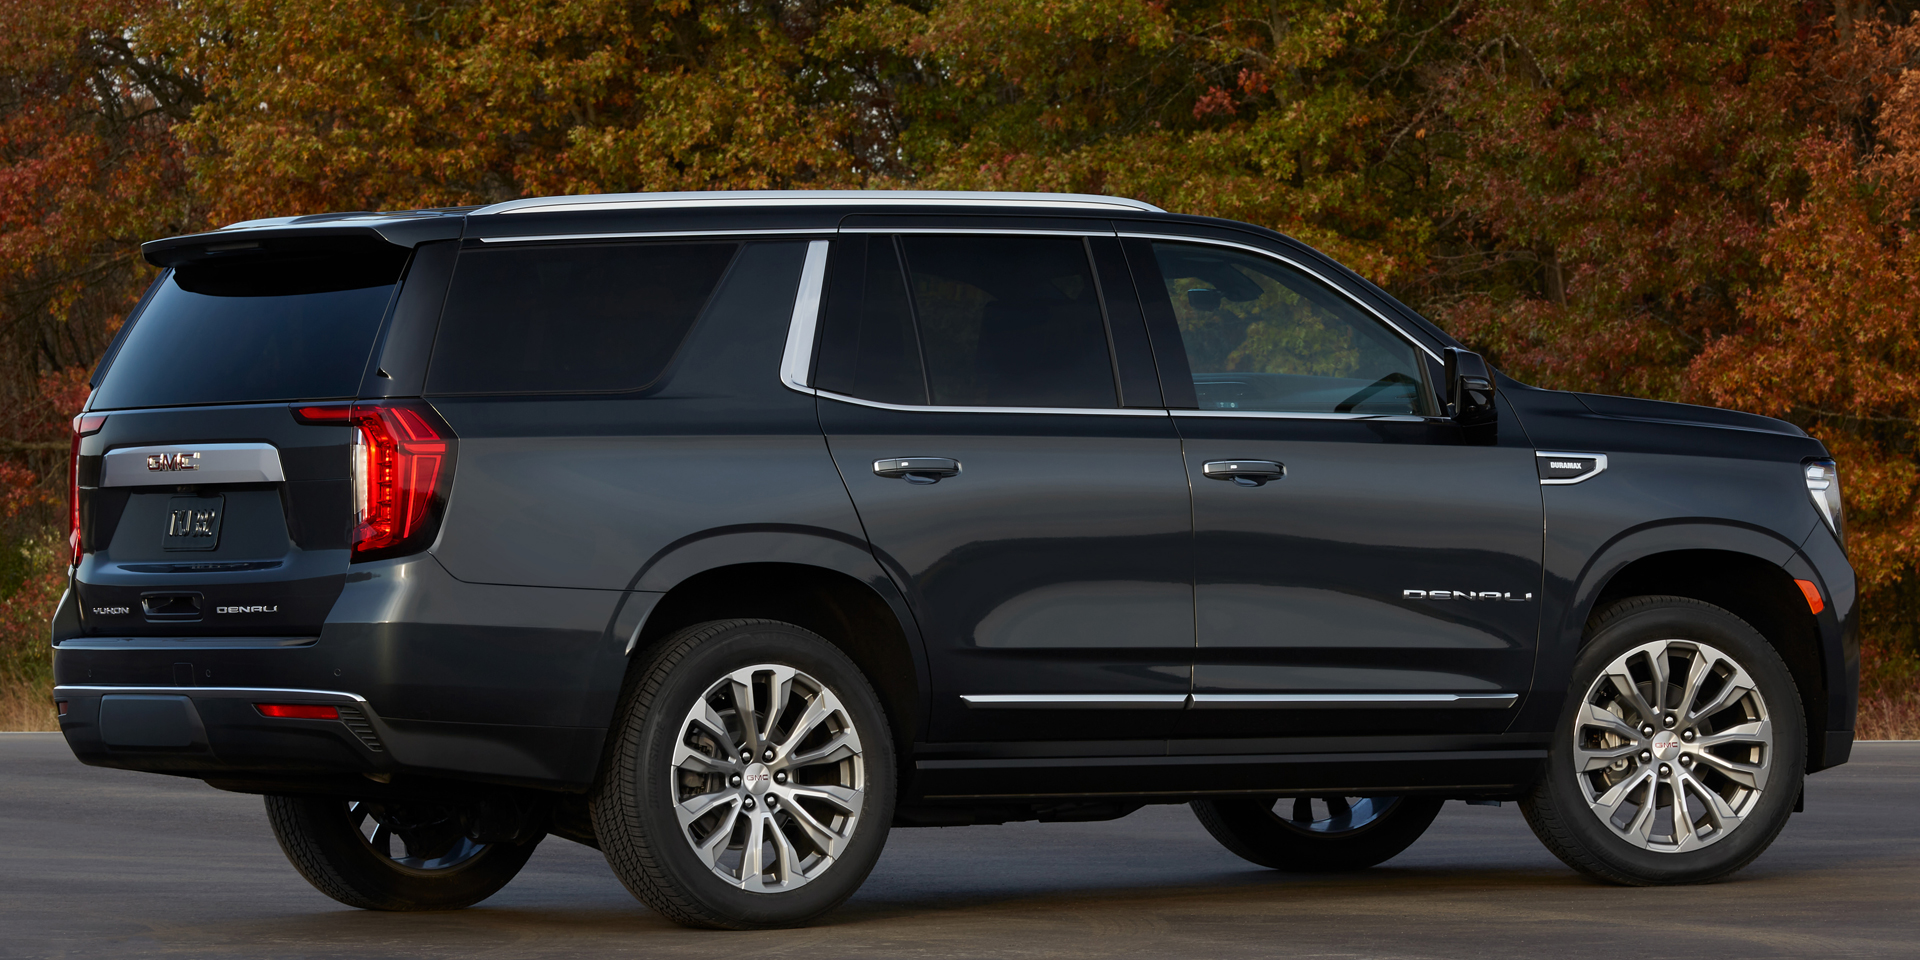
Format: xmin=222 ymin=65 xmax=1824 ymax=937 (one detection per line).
xmin=293 ymin=401 xmax=455 ymax=560
xmin=68 ymin=413 xmax=106 ymax=566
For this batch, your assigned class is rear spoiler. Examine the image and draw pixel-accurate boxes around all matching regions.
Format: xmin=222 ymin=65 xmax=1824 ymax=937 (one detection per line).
xmin=142 ymin=212 xmax=468 ymax=268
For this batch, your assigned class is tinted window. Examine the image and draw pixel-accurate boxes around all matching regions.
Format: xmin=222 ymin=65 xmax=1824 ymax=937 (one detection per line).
xmin=426 ymin=242 xmax=738 ymax=396
xmin=901 ymin=235 xmax=1115 ymax=408
xmin=815 ymin=236 xmax=927 ymax=405
xmin=1153 ymin=242 xmax=1434 ymax=415
xmin=93 ymin=243 xmax=408 ymax=409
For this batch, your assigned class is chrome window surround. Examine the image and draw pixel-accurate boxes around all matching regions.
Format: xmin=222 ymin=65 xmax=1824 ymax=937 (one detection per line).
xmin=474 ymin=190 xmax=1165 ymax=217
xmin=1535 ymin=451 xmax=1609 ymax=486
xmin=962 ymin=692 xmax=1518 ymax=709
xmin=779 ymin=229 xmax=1446 ymax=421
xmin=479 ymin=228 xmax=832 ymax=244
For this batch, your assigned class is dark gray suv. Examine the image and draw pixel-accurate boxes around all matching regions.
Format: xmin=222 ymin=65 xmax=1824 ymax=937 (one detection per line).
xmin=53 ymin=191 xmax=1856 ymax=927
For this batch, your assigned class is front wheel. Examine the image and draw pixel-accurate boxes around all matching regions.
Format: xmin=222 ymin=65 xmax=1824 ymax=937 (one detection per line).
xmin=264 ymin=795 xmax=540 ymax=910
xmin=1521 ymin=596 xmax=1805 ymax=885
xmin=1191 ymin=794 xmax=1444 ymax=871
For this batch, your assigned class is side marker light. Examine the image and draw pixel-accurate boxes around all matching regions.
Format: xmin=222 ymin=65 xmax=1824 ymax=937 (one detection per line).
xmin=1794 ymin=579 xmax=1825 ymax=615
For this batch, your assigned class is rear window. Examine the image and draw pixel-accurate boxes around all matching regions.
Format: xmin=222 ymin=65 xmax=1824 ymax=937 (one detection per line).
xmin=424 ymin=242 xmax=739 ymax=396
xmin=94 ymin=241 xmax=408 ymax=410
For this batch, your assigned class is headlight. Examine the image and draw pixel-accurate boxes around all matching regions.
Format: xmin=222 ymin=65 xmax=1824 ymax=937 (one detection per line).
xmin=1804 ymin=459 xmax=1845 ymax=547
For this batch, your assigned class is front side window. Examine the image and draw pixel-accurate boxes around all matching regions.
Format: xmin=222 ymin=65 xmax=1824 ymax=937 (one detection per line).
xmin=815 ymin=234 xmax=1119 ymax=409
xmin=1152 ymin=242 xmax=1435 ymax=416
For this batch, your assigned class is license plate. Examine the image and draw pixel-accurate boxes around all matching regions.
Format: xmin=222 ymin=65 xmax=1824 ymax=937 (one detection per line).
xmin=163 ymin=495 xmax=224 ymax=551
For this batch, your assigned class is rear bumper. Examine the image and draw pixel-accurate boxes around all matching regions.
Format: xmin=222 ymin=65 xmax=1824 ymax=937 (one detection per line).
xmin=51 ymin=554 xmax=660 ymax=790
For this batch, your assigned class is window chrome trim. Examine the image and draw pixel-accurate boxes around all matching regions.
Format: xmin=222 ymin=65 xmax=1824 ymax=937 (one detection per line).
xmin=818 ymin=389 xmax=1170 ymax=418
xmin=479 ymin=228 xmax=832 ymax=244
xmin=780 ymin=240 xmax=832 ymax=394
xmin=840 ymin=227 xmax=1118 ymax=237
xmin=1536 ymin=451 xmax=1609 ymax=486
xmin=1189 ymin=693 xmax=1518 ymax=709
xmin=961 ymin=694 xmax=1190 ymax=710
xmin=1172 ymin=410 xmax=1430 ymax=423
xmin=1115 ymin=232 xmax=1443 ymax=363
xmin=961 ymin=692 xmax=1518 ymax=709
xmin=476 ymin=190 xmax=1165 ymax=216
xmin=53 ymin=684 xmax=370 ymax=704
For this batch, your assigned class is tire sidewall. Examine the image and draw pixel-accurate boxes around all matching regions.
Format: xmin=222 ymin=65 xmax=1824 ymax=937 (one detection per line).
xmin=267 ymin=795 xmax=538 ymax=910
xmin=628 ymin=623 xmax=896 ymax=926
xmin=1546 ymin=601 xmax=1805 ymax=882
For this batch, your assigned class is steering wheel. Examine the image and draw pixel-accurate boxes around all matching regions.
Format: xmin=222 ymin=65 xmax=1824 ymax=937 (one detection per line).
xmin=1334 ymin=372 xmax=1420 ymax=413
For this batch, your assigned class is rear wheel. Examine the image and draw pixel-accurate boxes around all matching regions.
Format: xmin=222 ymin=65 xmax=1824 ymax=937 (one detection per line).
xmin=1191 ymin=794 xmax=1444 ymax=871
xmin=264 ymin=795 xmax=540 ymax=910
xmin=591 ymin=619 xmax=896 ymax=929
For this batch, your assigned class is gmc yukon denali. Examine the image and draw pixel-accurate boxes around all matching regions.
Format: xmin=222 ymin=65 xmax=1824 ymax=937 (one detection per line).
xmin=51 ymin=191 xmax=1855 ymax=927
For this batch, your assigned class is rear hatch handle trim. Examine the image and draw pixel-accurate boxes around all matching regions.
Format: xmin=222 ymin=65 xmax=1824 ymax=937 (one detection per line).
xmin=100 ymin=442 xmax=286 ymax=487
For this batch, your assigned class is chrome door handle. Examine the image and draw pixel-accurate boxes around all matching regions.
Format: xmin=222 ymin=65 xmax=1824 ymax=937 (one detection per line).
xmin=874 ymin=457 xmax=961 ymax=485
xmin=1202 ymin=460 xmax=1285 ymax=487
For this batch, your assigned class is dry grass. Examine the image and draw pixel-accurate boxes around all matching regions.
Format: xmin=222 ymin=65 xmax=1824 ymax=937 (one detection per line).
xmin=0 ymin=677 xmax=55 ymax=732
xmin=1857 ymin=690 xmax=1920 ymax=740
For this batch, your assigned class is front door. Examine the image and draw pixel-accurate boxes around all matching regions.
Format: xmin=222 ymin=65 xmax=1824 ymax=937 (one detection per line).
xmin=814 ymin=230 xmax=1194 ymax=744
xmin=1124 ymin=236 xmax=1544 ymax=741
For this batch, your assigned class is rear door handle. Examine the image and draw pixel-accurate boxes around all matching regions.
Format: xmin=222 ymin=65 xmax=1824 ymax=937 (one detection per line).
xmin=874 ymin=457 xmax=961 ymax=485
xmin=1202 ymin=460 xmax=1285 ymax=487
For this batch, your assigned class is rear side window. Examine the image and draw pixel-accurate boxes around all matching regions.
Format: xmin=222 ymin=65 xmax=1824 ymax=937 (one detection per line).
xmin=425 ymin=242 xmax=738 ymax=396
xmin=93 ymin=240 xmax=408 ymax=409
xmin=815 ymin=234 xmax=1118 ymax=409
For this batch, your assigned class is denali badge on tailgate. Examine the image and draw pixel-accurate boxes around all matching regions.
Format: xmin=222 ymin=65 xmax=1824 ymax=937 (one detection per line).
xmin=163 ymin=495 xmax=223 ymax=551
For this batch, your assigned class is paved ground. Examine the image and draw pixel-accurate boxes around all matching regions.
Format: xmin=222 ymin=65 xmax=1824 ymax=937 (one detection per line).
xmin=2 ymin=734 xmax=1915 ymax=959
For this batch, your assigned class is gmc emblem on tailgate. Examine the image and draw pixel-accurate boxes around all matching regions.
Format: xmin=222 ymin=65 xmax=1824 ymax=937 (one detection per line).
xmin=147 ymin=452 xmax=200 ymax=472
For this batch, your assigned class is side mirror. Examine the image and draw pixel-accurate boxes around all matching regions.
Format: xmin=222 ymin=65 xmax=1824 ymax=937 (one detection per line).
xmin=1444 ymin=347 xmax=1497 ymax=426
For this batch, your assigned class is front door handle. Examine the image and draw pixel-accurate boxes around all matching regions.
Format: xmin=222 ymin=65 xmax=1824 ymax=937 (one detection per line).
xmin=874 ymin=457 xmax=961 ymax=485
xmin=1202 ymin=460 xmax=1285 ymax=487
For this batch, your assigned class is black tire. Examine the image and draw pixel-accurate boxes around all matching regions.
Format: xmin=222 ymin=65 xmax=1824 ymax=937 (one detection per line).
xmin=264 ymin=795 xmax=540 ymax=910
xmin=590 ymin=619 xmax=897 ymax=929
xmin=1191 ymin=794 xmax=1444 ymax=871
xmin=1521 ymin=596 xmax=1805 ymax=885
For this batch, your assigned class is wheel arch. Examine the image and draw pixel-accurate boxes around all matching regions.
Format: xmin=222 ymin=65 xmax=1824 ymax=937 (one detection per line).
xmin=620 ymin=536 xmax=928 ymax=772
xmin=1562 ymin=523 xmax=1831 ymax=770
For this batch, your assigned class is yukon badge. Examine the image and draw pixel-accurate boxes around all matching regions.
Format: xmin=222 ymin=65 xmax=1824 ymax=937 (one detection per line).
xmin=1404 ymin=589 xmax=1534 ymax=602
xmin=147 ymin=451 xmax=200 ymax=472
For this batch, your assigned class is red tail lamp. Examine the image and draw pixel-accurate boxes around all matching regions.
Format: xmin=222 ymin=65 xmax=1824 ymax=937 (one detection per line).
xmin=68 ymin=413 xmax=107 ymax=566
xmin=292 ymin=401 xmax=454 ymax=559
xmin=256 ymin=703 xmax=340 ymax=720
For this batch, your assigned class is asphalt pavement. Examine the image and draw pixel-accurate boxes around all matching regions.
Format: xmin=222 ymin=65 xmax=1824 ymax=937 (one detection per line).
xmin=3 ymin=732 xmax=1915 ymax=959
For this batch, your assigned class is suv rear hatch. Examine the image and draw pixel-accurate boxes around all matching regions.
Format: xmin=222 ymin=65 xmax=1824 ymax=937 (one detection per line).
xmin=70 ymin=232 xmax=436 ymax=639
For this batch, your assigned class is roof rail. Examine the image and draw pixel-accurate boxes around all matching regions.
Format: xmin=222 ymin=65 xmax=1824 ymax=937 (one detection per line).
xmin=470 ymin=190 xmax=1165 ymax=216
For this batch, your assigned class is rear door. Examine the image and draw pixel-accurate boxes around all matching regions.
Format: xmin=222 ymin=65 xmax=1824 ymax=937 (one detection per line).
xmin=814 ymin=225 xmax=1194 ymax=744
xmin=1121 ymin=234 xmax=1545 ymax=741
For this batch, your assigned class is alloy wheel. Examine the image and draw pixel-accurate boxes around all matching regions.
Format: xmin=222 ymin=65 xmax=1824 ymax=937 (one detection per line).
xmin=348 ymin=800 xmax=489 ymax=874
xmin=1573 ymin=638 xmax=1773 ymax=852
xmin=670 ymin=663 xmax=866 ymax=892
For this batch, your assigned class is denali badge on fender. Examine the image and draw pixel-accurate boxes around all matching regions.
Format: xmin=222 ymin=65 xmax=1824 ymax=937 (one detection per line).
xmin=1403 ymin=589 xmax=1534 ymax=601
